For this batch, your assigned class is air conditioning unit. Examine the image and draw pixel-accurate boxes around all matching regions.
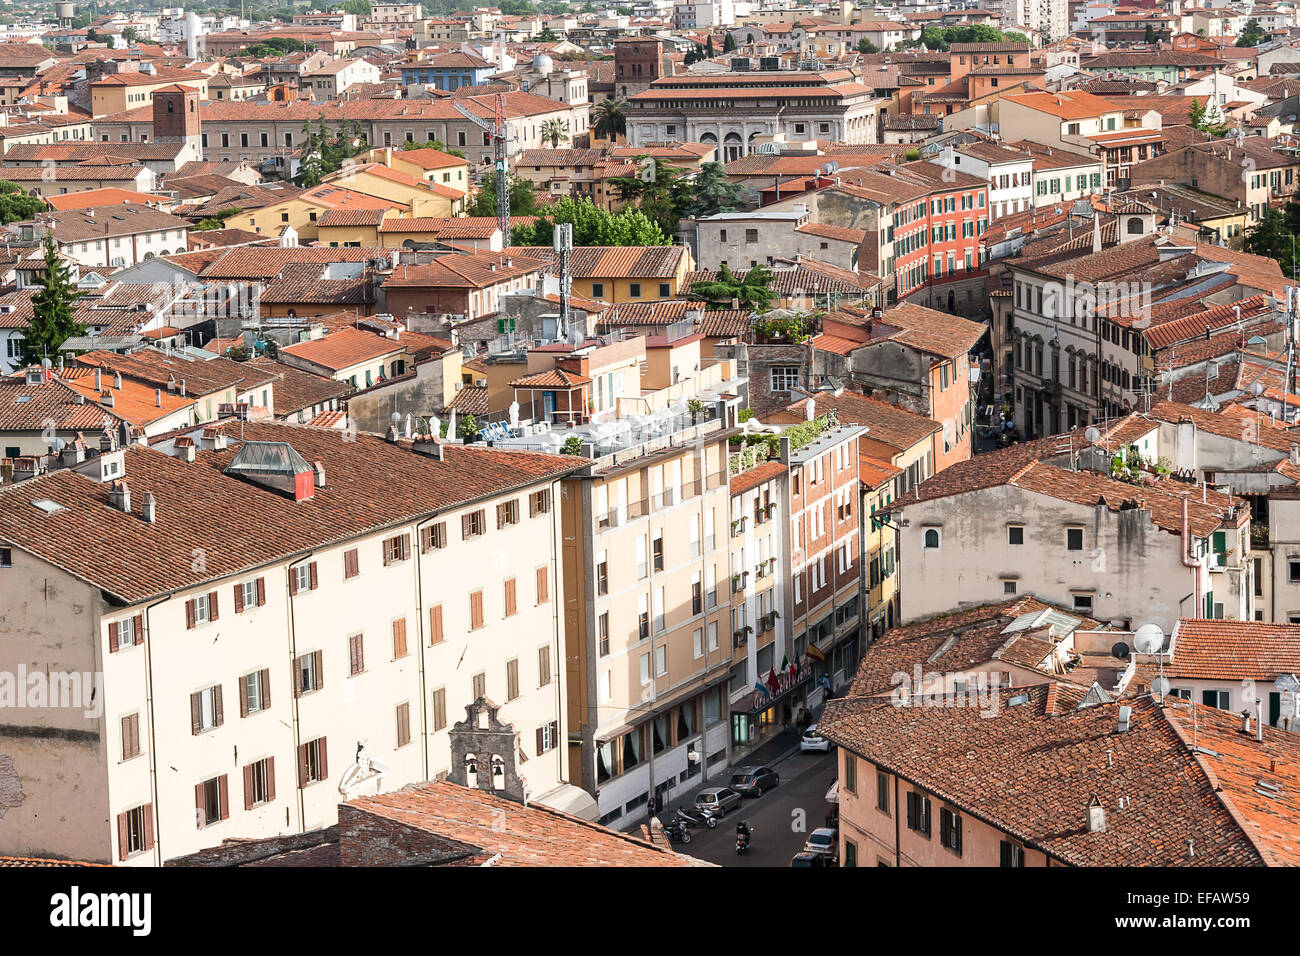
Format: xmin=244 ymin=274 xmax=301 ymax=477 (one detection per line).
xmin=475 ymin=378 xmax=487 ymax=387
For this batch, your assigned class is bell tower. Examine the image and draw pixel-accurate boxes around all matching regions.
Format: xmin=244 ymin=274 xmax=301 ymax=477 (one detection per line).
xmin=447 ymin=697 xmax=526 ymax=803
xmin=152 ymin=84 xmax=201 ymax=150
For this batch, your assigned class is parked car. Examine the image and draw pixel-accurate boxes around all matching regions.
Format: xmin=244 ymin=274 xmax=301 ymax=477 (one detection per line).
xmin=803 ymin=827 xmax=838 ymax=858
xmin=730 ymin=766 xmax=779 ymax=797
xmin=790 ymin=851 xmax=829 ymax=867
xmin=800 ymin=725 xmax=831 ymax=752
xmin=694 ymin=787 xmax=742 ymax=817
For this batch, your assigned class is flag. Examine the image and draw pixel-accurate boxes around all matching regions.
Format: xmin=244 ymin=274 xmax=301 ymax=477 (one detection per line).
xmin=754 ymin=681 xmax=771 ymax=701
xmin=806 ymin=644 xmax=826 ymax=662
xmin=780 ymin=655 xmax=790 ymax=671
xmin=766 ymin=668 xmax=780 ymax=694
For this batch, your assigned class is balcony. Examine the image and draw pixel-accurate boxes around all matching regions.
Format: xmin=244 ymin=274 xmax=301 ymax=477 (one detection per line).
xmin=733 ymin=626 xmax=751 ymax=648
xmin=732 ymin=570 xmax=749 ymax=593
xmin=758 ymin=611 xmax=780 ymax=633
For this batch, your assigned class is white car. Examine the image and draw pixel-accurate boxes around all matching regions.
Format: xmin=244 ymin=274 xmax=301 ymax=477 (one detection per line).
xmin=803 ymin=827 xmax=838 ymax=858
xmin=800 ymin=724 xmax=831 ymax=752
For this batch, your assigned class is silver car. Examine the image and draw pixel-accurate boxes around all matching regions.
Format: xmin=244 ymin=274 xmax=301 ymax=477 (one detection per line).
xmin=694 ymin=786 xmax=743 ymax=817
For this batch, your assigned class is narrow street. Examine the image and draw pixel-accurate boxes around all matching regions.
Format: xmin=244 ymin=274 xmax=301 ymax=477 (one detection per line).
xmin=665 ymin=749 xmax=838 ymax=867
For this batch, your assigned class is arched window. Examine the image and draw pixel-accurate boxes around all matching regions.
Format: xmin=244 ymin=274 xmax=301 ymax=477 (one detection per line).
xmin=923 ymin=528 xmax=941 ymax=550
xmin=166 ymin=100 xmax=174 ymax=113
xmin=1126 ymin=217 xmax=1144 ymax=235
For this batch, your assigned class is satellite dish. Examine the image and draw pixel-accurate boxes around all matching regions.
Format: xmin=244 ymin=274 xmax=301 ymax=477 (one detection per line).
xmin=1111 ymin=641 xmax=1131 ymax=660
xmin=1152 ymin=676 xmax=1171 ymax=698
xmin=1251 ymin=382 xmax=1264 ymax=397
xmin=1133 ymin=623 xmax=1165 ymax=655
xmin=1085 ymin=426 xmax=1101 ymax=442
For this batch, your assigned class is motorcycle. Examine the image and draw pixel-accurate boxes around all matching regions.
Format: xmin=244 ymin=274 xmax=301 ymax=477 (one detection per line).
xmin=664 ymin=818 xmax=692 ymax=845
xmin=736 ymin=827 xmax=752 ymax=855
xmin=675 ymin=808 xmax=714 ymax=830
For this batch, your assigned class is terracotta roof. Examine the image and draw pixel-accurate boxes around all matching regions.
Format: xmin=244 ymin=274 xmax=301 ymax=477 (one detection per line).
xmin=1169 ymin=619 xmax=1300 ymax=681
xmin=0 ymin=422 xmax=580 ymax=604
xmin=728 ymin=460 xmax=787 ymax=496
xmin=59 ymin=367 xmax=195 ymax=427
xmin=859 ymin=455 xmax=902 ymax=490
xmin=0 ymin=376 xmax=125 ymax=431
xmin=46 ymin=188 xmax=154 ymax=211
xmin=381 ymin=251 xmax=547 ymax=289
xmin=279 ymin=327 xmax=405 ymax=373
xmin=446 ymin=384 xmax=488 ymax=416
xmin=500 ymin=245 xmax=684 ymax=280
xmin=508 ymin=368 xmax=590 ymax=388
xmin=795 ymin=221 xmax=866 ymax=244
xmin=74 ymin=347 xmax=276 ymax=397
xmin=1002 ymin=89 xmax=1120 ymax=120
xmin=778 ymin=389 xmax=939 ymax=452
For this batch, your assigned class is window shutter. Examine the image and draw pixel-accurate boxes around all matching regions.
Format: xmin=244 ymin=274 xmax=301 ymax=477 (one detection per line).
xmin=134 ymin=614 xmax=144 ymax=644
xmin=401 ymin=534 xmax=410 ymax=560
xmin=462 ymin=514 xmax=471 ymax=538
xmin=256 ymin=578 xmax=265 ymax=606
xmin=142 ymin=804 xmax=154 ymax=851
xmin=234 ymin=583 xmax=245 ymax=614
xmin=318 ymin=738 xmax=328 ymax=780
xmin=214 ymin=684 xmax=224 ymax=727
xmin=190 ymin=691 xmax=201 ymax=735
xmin=290 ymin=570 xmax=299 ymax=596
xmin=297 ymin=743 xmax=308 ymax=788
xmin=529 ymin=493 xmax=537 ymax=517
xmin=314 ymin=650 xmax=324 ymax=690
xmin=550 ymin=720 xmax=558 ymax=744
xmin=186 ymin=599 xmax=196 ymax=629
xmin=117 ymin=811 xmax=129 ymax=861
xmin=536 ymin=726 xmax=544 ymax=756
xmin=309 ymin=562 xmax=318 ymax=590
xmin=208 ymin=591 xmax=219 ymax=622
xmin=393 ymin=618 xmax=407 ymax=658
xmin=260 ymin=668 xmax=270 ymax=709
xmin=109 ymin=621 xmax=120 ymax=653
xmin=238 ymin=675 xmax=249 ymax=718
xmin=537 ymin=566 xmax=548 ymax=604
xmin=497 ymin=503 xmax=505 ymax=529
xmin=505 ymin=578 xmax=516 ymax=617
xmin=266 ymin=757 xmax=276 ymax=802
xmin=195 ymin=782 xmax=205 ymax=828
xmin=430 ymin=604 xmax=443 ymax=644
xmin=243 ymin=763 xmax=254 ymax=810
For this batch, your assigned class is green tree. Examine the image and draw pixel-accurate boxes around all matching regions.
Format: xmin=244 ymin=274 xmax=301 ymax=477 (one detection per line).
xmin=22 ymin=235 xmax=83 ymax=366
xmin=403 ymin=139 xmax=465 ymax=158
xmin=1237 ymin=18 xmax=1266 ymax=47
xmin=516 ymin=196 xmax=669 ymax=246
xmin=857 ymin=38 xmax=879 ymax=54
xmin=540 ymin=117 xmax=570 ymax=148
xmin=466 ymin=171 xmax=538 ymax=218
xmin=85 ymin=28 xmax=102 ymax=44
xmin=675 ymin=162 xmax=744 ymax=219
xmin=1244 ymin=201 xmax=1300 ymax=276
xmin=341 ymin=0 xmax=372 ymax=14
xmin=591 ymin=97 xmax=628 ymax=141
xmin=689 ymin=262 xmax=776 ymax=312
xmin=706 ymin=36 xmax=715 ymax=57
xmin=121 ymin=26 xmax=139 ymax=44
xmin=0 ymin=181 xmax=46 ymax=225
xmin=1144 ymin=24 xmax=1155 ymax=43
xmin=534 ymin=26 xmax=559 ymax=41
xmin=723 ymin=32 xmax=737 ymax=52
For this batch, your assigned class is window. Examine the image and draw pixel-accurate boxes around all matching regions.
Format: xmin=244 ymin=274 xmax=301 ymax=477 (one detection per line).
xmin=1202 ymin=689 xmax=1230 ymax=710
xmin=503 ymin=577 xmax=518 ymax=617
xmin=529 ymin=489 xmax=551 ymax=516
xmin=771 ymin=366 xmax=800 ymax=392
xmin=498 ymin=657 xmax=518 ymax=701
xmin=470 ymin=589 xmax=485 ymax=630
xmin=462 ymin=509 xmax=486 ymax=538
xmin=343 ymin=548 xmax=360 ymax=579
xmin=196 ymin=775 xmax=229 ymax=827
xmin=597 ymin=556 xmax=608 ymax=595
xmin=428 ymin=604 xmax=444 ymax=644
xmin=536 ymin=565 xmax=549 ymax=605
xmin=109 ymin=614 xmax=142 ymax=652
xmin=653 ymin=533 xmax=664 ymax=571
xmin=537 ymin=720 xmax=558 ymax=755
xmin=1004 ymin=580 xmax=1017 ymax=595
xmin=243 ymin=757 xmax=274 ymax=808
xmin=496 ymin=499 xmax=520 ymax=528
xmin=239 ymin=669 xmax=270 ymax=716
xmin=939 ymin=807 xmax=962 ymax=855
xmin=121 ymin=713 xmax=141 ymax=760
xmin=290 ymin=562 xmax=317 ymax=594
xmin=186 ymin=591 xmax=218 ymax=627
xmin=655 ymin=644 xmax=667 ymax=677
xmin=392 ymin=618 xmax=408 ymax=658
xmin=1289 ymin=560 xmax=1300 ymax=583
xmin=538 ymin=644 xmax=552 ymax=686
xmin=640 ymin=652 xmax=651 ymax=684
xmin=659 ymin=283 xmax=670 ymax=297
xmin=1066 ymin=527 xmax=1083 ymax=551
xmin=876 ymin=771 xmax=889 ymax=814
xmin=745 ymin=228 xmax=759 ymax=243
xmin=1073 ymin=593 xmax=1094 ymax=614
xmin=472 ymin=672 xmax=487 ymax=699
xmin=843 ymin=754 xmax=856 ymax=793
xmin=922 ymin=528 xmax=941 ymax=550
xmin=432 ymin=688 xmax=447 ymax=731
xmin=117 ymin=804 xmax=153 ymax=860
xmin=348 ymin=633 xmax=365 ymax=676
xmin=383 ymin=534 xmax=411 ymax=565
xmin=1007 ymin=526 xmax=1023 ymax=546
xmin=629 ymin=282 xmax=642 ymax=298
xmin=295 ymin=650 xmax=323 ymax=696
xmin=592 ymin=282 xmax=605 ymax=298
xmin=298 ymin=737 xmax=327 ymax=787
xmin=190 ymin=685 xmax=223 ymax=734
xmin=1001 ymin=841 xmax=1024 ymax=867
xmin=421 ymin=522 xmax=447 ymax=552
xmin=906 ymin=791 xmax=931 ymax=836
xmin=599 ymin=613 xmax=610 ymax=656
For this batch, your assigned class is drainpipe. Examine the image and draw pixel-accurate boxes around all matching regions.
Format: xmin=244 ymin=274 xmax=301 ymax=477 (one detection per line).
xmin=140 ymin=594 xmax=170 ymax=864
xmin=894 ymin=770 xmax=901 ymax=867
xmin=286 ymin=552 xmax=316 ymax=835
xmin=1181 ymin=498 xmax=1202 ymax=618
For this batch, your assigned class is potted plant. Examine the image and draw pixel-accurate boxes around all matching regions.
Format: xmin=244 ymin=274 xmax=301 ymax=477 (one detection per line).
xmin=687 ymin=397 xmax=704 ymax=421
xmin=560 ymin=435 xmax=585 ymax=455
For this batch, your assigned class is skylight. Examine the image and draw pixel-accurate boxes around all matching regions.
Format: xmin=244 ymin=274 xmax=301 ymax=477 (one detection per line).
xmin=31 ymin=498 xmax=65 ymax=514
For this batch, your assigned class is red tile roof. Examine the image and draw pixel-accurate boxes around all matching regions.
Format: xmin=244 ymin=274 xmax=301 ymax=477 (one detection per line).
xmin=728 ymin=460 xmax=787 ymax=496
xmin=279 ymin=326 xmax=406 ymax=373
xmin=1169 ymin=619 xmax=1300 ymax=681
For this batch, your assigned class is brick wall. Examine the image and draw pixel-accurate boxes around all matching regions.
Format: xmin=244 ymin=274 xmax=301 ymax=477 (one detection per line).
xmin=337 ymin=804 xmax=477 ymax=866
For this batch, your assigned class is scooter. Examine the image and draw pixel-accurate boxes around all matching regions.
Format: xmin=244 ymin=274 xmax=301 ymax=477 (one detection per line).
xmin=664 ymin=818 xmax=692 ymax=845
xmin=675 ymin=808 xmax=715 ymax=830
xmin=736 ymin=827 xmax=753 ymax=855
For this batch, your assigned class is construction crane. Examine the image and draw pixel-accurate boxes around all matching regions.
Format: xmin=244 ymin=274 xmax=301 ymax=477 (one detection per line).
xmin=453 ymin=93 xmax=511 ymax=240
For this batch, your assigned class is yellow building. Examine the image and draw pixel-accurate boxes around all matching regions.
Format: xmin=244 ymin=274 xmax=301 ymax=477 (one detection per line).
xmin=351 ymin=146 xmax=470 ymax=196
xmin=242 ymin=184 xmax=405 ymax=241
xmin=861 ymin=457 xmax=900 ymax=641
xmin=323 ymin=162 xmax=465 ymax=218
xmin=503 ymin=244 xmax=694 ymax=304
xmin=90 ymin=73 xmax=210 ymax=117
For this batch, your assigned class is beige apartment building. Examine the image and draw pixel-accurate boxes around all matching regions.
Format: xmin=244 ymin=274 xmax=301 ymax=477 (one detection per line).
xmin=0 ymin=422 xmax=584 ymax=865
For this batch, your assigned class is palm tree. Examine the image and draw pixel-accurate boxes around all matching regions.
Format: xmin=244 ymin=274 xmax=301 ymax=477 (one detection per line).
xmin=591 ymin=97 xmax=628 ymax=143
xmin=541 ymin=117 xmax=570 ymax=148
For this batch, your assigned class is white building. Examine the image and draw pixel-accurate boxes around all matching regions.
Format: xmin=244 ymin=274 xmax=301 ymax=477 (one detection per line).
xmin=934 ymin=141 xmax=1035 ymax=221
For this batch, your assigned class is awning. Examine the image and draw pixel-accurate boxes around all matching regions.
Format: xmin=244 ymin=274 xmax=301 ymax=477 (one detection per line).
xmin=532 ymin=783 xmax=600 ymax=822
xmin=826 ymin=780 xmax=838 ymax=805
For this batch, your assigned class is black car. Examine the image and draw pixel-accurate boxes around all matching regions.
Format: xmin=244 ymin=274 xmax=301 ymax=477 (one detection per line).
xmin=730 ymin=765 xmax=779 ymax=797
xmin=790 ymin=851 xmax=828 ymax=868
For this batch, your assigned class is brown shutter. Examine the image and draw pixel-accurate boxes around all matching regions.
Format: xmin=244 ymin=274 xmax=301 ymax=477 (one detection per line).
xmin=318 ymin=737 xmax=328 ymax=780
xmin=208 ymin=591 xmax=219 ymax=622
xmin=243 ymin=763 xmax=254 ymax=810
xmin=142 ymin=804 xmax=154 ymax=851
xmin=190 ymin=691 xmax=201 ymax=735
xmin=462 ymin=513 xmax=471 ymax=538
xmin=238 ymin=675 xmax=249 ymax=718
xmin=536 ymin=726 xmax=544 ymax=756
xmin=186 ymin=599 xmax=196 ymax=629
xmin=393 ymin=618 xmax=407 ymax=658
xmin=505 ymin=578 xmax=516 ymax=617
xmin=496 ymin=503 xmax=505 ymax=529
xmin=309 ymin=562 xmax=318 ymax=590
xmin=117 ymin=811 xmax=129 ymax=860
xmin=266 ymin=757 xmax=276 ymax=802
xmin=314 ymin=650 xmax=323 ymax=690
xmin=219 ymin=774 xmax=229 ymax=820
xmin=256 ymin=578 xmax=265 ymax=606
xmin=234 ymin=583 xmax=245 ymax=614
xmin=213 ymin=684 xmax=223 ymax=727
xmin=550 ymin=720 xmax=558 ymax=743
xmin=297 ymin=744 xmax=308 ymax=788
xmin=470 ymin=591 xmax=483 ymax=630
xmin=430 ymin=605 xmax=443 ymax=644
xmin=195 ymin=782 xmax=205 ymax=828
xmin=109 ymin=621 xmax=119 ymax=653
xmin=529 ymin=493 xmax=537 ymax=517
xmin=401 ymin=534 xmax=410 ymax=560
xmin=134 ymin=614 xmax=144 ymax=645
xmin=290 ymin=570 xmax=299 ymax=596
xmin=293 ymin=657 xmax=303 ymax=698
xmin=537 ymin=566 xmax=548 ymax=604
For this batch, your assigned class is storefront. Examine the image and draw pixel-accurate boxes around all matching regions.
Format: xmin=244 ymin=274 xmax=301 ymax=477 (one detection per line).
xmin=729 ymin=664 xmax=814 ymax=760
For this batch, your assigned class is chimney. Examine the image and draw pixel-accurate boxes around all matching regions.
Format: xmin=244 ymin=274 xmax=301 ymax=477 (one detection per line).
xmin=94 ymin=368 xmax=102 ymax=391
xmin=1291 ymin=442 xmax=1298 ymax=465
xmin=155 ymin=388 xmax=162 ymax=407
xmin=108 ymin=481 xmax=131 ymax=514
xmin=180 ymin=380 xmax=187 ymax=397
xmin=1241 ymin=710 xmax=1252 ymax=735
xmin=101 ymin=390 xmax=114 ymax=408
xmin=113 ymin=372 xmax=122 ymax=390
xmin=1116 ymin=704 xmax=1132 ymax=733
xmin=142 ymin=492 xmax=156 ymax=523
xmin=1257 ymin=697 xmax=1265 ymax=741
xmin=313 ymin=460 xmax=326 ymax=488
xmin=1087 ymin=796 xmax=1106 ymax=832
